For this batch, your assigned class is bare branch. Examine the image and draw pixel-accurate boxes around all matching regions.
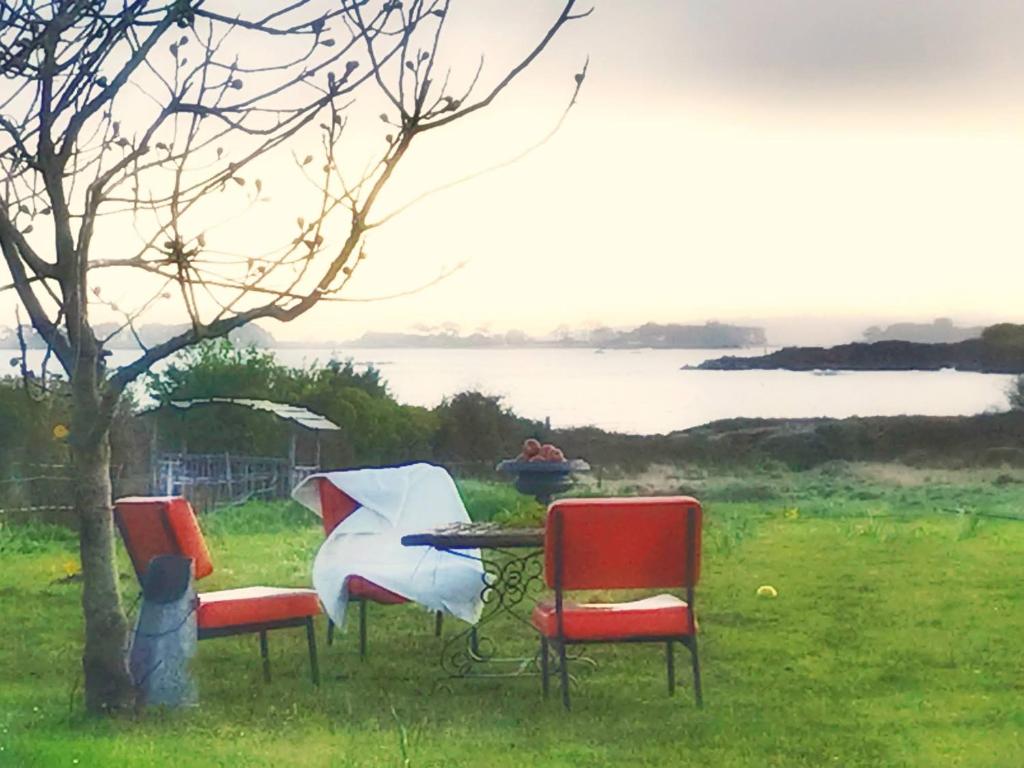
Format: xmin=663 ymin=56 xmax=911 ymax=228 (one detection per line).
xmin=1 ymin=0 xmax=590 ymax=412
xmin=371 ymin=57 xmax=589 ymax=228
xmin=420 ymin=2 xmax=588 ymax=131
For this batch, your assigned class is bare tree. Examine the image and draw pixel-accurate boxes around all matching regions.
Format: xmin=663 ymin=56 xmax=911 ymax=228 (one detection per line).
xmin=0 ymin=0 xmax=588 ymax=712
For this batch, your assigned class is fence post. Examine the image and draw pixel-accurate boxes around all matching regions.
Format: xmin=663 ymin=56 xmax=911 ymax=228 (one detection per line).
xmin=288 ymin=432 xmax=297 ymax=492
xmin=150 ymin=419 xmax=160 ymax=495
xmin=224 ymin=452 xmax=233 ymax=500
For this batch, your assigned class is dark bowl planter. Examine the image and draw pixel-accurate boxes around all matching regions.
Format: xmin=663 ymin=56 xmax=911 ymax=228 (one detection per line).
xmin=496 ymin=459 xmax=591 ymax=505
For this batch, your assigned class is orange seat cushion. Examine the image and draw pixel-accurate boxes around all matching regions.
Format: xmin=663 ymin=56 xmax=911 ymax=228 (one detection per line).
xmin=531 ymin=594 xmax=695 ymax=641
xmin=347 ymin=576 xmax=409 ymax=605
xmin=197 ymin=586 xmax=320 ymax=630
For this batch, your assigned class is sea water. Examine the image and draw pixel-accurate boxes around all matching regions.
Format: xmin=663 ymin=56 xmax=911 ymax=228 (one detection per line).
xmin=8 ymin=346 xmax=1010 ymax=435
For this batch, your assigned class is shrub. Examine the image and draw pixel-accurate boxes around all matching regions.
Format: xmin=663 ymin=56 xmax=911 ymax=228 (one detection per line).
xmin=982 ymin=323 xmax=1024 ymax=349
xmin=433 ymin=391 xmax=542 ymax=462
xmin=0 ymin=378 xmax=142 ymax=520
xmin=1009 ymin=375 xmax=1024 ymax=411
xmin=146 ymin=340 xmax=433 ymax=466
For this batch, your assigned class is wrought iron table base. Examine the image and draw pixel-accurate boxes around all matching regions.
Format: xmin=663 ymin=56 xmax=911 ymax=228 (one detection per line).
xmin=441 ymin=547 xmax=544 ymax=677
xmin=439 ymin=547 xmax=596 ymax=678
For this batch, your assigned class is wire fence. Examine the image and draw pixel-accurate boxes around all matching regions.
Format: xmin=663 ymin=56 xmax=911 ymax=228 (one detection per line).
xmin=0 ymin=462 xmax=76 ymax=525
xmin=155 ymin=453 xmax=322 ymax=512
xmin=0 ymin=456 xmax=595 ymax=523
xmin=0 ymin=453 xmax=319 ymax=521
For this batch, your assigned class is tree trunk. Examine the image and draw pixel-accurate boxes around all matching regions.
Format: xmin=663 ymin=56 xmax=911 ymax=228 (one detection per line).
xmin=71 ymin=377 xmax=135 ymax=713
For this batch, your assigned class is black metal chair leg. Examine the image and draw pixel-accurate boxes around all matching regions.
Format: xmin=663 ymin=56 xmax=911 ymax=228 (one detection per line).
xmin=666 ymin=640 xmax=676 ymax=696
xmin=326 ymin=618 xmax=335 ymax=646
xmin=689 ymin=636 xmax=703 ymax=708
xmin=306 ymin=617 xmax=320 ymax=686
xmin=358 ymin=600 xmax=368 ymax=660
xmin=435 ymin=610 xmax=444 ymax=637
xmin=259 ymin=630 xmax=271 ymax=683
xmin=540 ymin=637 xmax=550 ymax=699
xmin=558 ymin=641 xmax=571 ymax=711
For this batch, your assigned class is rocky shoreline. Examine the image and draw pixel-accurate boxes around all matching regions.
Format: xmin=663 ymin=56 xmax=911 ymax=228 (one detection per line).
xmin=690 ymin=338 xmax=1024 ymax=374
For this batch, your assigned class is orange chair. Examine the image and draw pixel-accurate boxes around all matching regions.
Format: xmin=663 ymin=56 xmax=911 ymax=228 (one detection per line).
xmin=114 ymin=496 xmax=321 ymax=685
xmin=317 ymin=479 xmax=443 ymax=658
xmin=531 ymin=496 xmax=703 ymax=710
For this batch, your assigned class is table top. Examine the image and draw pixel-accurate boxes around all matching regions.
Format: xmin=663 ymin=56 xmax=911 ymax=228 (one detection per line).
xmin=401 ymin=522 xmax=544 ymax=550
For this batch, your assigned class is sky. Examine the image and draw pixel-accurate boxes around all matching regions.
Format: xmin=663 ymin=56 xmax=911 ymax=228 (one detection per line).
xmin=327 ymin=0 xmax=1024 ymax=344
xmin=6 ymin=1 xmax=1024 ymax=346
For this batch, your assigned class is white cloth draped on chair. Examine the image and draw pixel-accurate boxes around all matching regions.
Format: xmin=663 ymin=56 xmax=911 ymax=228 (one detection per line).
xmin=292 ymin=463 xmax=484 ymax=627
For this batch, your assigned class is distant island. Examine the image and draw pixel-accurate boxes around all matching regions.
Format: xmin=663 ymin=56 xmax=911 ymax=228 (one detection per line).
xmin=1 ymin=321 xmax=767 ymax=351
xmin=693 ymin=323 xmax=1024 ymax=374
xmin=862 ymin=317 xmax=983 ymax=344
xmin=0 ymin=322 xmax=275 ymax=351
xmin=340 ymin=322 xmax=767 ymax=350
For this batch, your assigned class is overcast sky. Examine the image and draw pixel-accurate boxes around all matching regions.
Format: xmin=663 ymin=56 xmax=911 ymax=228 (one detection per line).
xmin=337 ymin=0 xmax=1024 ymax=341
xmin=6 ymin=1 xmax=1024 ymax=343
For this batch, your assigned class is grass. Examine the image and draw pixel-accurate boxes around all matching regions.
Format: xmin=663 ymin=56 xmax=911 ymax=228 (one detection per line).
xmin=2 ymin=464 xmax=1024 ymax=766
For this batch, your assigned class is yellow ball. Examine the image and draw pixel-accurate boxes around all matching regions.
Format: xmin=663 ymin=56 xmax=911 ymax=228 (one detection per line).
xmin=756 ymin=585 xmax=778 ymax=598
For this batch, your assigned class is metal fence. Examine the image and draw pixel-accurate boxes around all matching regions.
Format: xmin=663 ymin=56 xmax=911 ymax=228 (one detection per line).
xmin=0 ymin=462 xmax=75 ymax=525
xmin=155 ymin=453 xmax=321 ymax=511
xmin=0 ymin=456 xmax=575 ymax=524
xmin=0 ymin=453 xmax=323 ymax=522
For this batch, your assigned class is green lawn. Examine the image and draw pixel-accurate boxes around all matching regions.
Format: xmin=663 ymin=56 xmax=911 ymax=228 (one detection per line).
xmin=2 ymin=465 xmax=1023 ymax=767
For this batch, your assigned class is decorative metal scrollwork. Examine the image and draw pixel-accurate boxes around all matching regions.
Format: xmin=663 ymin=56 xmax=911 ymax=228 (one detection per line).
xmin=440 ymin=548 xmax=545 ymax=676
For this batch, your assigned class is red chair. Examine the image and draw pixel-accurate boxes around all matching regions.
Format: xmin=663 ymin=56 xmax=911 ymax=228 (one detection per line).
xmin=317 ymin=478 xmax=443 ymax=658
xmin=113 ymin=496 xmax=321 ymax=685
xmin=531 ymin=496 xmax=703 ymax=710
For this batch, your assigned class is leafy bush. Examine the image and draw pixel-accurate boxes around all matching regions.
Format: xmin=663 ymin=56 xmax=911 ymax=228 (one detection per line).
xmin=981 ymin=323 xmax=1024 ymax=349
xmin=0 ymin=380 xmax=66 ymax=477
xmin=146 ymin=340 xmax=435 ymax=466
xmin=1009 ymin=375 xmax=1024 ymax=411
xmin=433 ymin=391 xmax=542 ymax=462
xmin=148 ymin=340 xmax=387 ymax=402
xmin=0 ymin=377 xmax=143 ymax=519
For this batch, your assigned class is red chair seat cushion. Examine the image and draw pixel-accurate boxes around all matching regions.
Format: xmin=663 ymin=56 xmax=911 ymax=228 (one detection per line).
xmin=198 ymin=586 xmax=320 ymax=630
xmin=347 ymin=576 xmax=409 ymax=605
xmin=531 ymin=594 xmax=695 ymax=641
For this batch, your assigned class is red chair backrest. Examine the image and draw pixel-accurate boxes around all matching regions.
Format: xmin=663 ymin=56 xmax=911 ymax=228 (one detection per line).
xmin=544 ymin=497 xmax=702 ymax=590
xmin=113 ymin=496 xmax=214 ymax=582
xmin=317 ymin=477 xmax=360 ymax=536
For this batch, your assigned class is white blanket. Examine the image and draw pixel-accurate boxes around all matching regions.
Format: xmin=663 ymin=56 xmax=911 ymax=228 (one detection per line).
xmin=292 ymin=463 xmax=484 ymax=627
